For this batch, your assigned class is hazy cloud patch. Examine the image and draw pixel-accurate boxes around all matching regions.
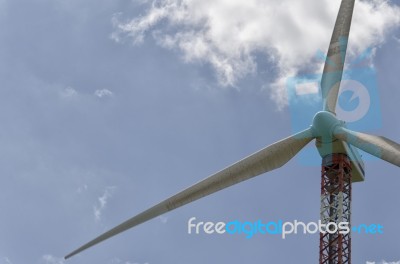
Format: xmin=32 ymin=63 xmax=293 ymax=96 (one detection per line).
xmin=77 ymin=184 xmax=88 ymax=194
xmin=41 ymin=255 xmax=65 ymax=264
xmin=95 ymin=89 xmax=114 ymax=98
xmin=60 ymin=87 xmax=78 ymax=98
xmin=109 ymin=257 xmax=149 ymax=264
xmin=94 ymin=186 xmax=116 ymax=221
xmin=367 ymin=261 xmax=400 ymax=264
xmin=1 ymin=257 xmax=13 ymax=264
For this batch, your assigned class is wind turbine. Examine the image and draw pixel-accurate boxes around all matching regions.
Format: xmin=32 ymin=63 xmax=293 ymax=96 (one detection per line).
xmin=65 ymin=0 xmax=400 ymax=262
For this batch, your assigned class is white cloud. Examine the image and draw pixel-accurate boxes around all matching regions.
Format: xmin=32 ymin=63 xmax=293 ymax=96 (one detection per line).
xmin=367 ymin=261 xmax=400 ymax=264
xmin=60 ymin=87 xmax=78 ymax=98
xmin=95 ymin=89 xmax=113 ymax=98
xmin=94 ymin=186 xmax=116 ymax=221
xmin=109 ymin=257 xmax=149 ymax=264
xmin=41 ymin=255 xmax=65 ymax=264
xmin=112 ymin=0 xmax=400 ymax=107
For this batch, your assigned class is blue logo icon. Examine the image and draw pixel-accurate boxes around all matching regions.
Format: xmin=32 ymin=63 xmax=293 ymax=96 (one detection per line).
xmin=286 ymin=48 xmax=382 ymax=165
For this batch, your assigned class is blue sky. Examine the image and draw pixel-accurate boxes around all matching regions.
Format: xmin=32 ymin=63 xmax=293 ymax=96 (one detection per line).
xmin=1 ymin=0 xmax=400 ymax=263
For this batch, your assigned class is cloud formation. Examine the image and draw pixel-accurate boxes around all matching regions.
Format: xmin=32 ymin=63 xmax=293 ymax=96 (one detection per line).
xmin=2 ymin=257 xmax=13 ymax=264
xmin=367 ymin=261 xmax=400 ymax=264
xmin=60 ymin=87 xmax=78 ymax=98
xmin=95 ymin=89 xmax=114 ymax=98
xmin=94 ymin=186 xmax=116 ymax=221
xmin=112 ymin=0 xmax=400 ymax=107
xmin=77 ymin=184 xmax=88 ymax=194
xmin=109 ymin=257 xmax=149 ymax=264
xmin=366 ymin=261 xmax=400 ymax=264
xmin=41 ymin=255 xmax=65 ymax=264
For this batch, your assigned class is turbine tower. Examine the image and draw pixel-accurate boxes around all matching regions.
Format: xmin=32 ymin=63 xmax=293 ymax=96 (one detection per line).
xmin=65 ymin=0 xmax=400 ymax=262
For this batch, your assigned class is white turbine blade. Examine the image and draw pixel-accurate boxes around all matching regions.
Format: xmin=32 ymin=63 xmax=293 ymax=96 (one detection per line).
xmin=334 ymin=127 xmax=400 ymax=167
xmin=65 ymin=128 xmax=314 ymax=259
xmin=322 ymin=0 xmax=355 ymax=113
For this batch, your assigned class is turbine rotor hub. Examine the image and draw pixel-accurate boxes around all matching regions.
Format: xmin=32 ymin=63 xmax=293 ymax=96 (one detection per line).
xmin=312 ymin=111 xmax=344 ymax=139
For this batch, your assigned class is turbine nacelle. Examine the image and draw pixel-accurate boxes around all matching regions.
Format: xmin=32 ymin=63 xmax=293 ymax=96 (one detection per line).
xmin=311 ymin=111 xmax=365 ymax=182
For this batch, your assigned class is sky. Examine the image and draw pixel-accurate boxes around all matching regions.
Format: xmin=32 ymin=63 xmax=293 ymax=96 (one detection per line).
xmin=0 ymin=0 xmax=400 ymax=263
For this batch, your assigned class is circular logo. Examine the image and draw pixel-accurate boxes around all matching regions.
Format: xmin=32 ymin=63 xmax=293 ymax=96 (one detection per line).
xmin=336 ymin=79 xmax=371 ymax=123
